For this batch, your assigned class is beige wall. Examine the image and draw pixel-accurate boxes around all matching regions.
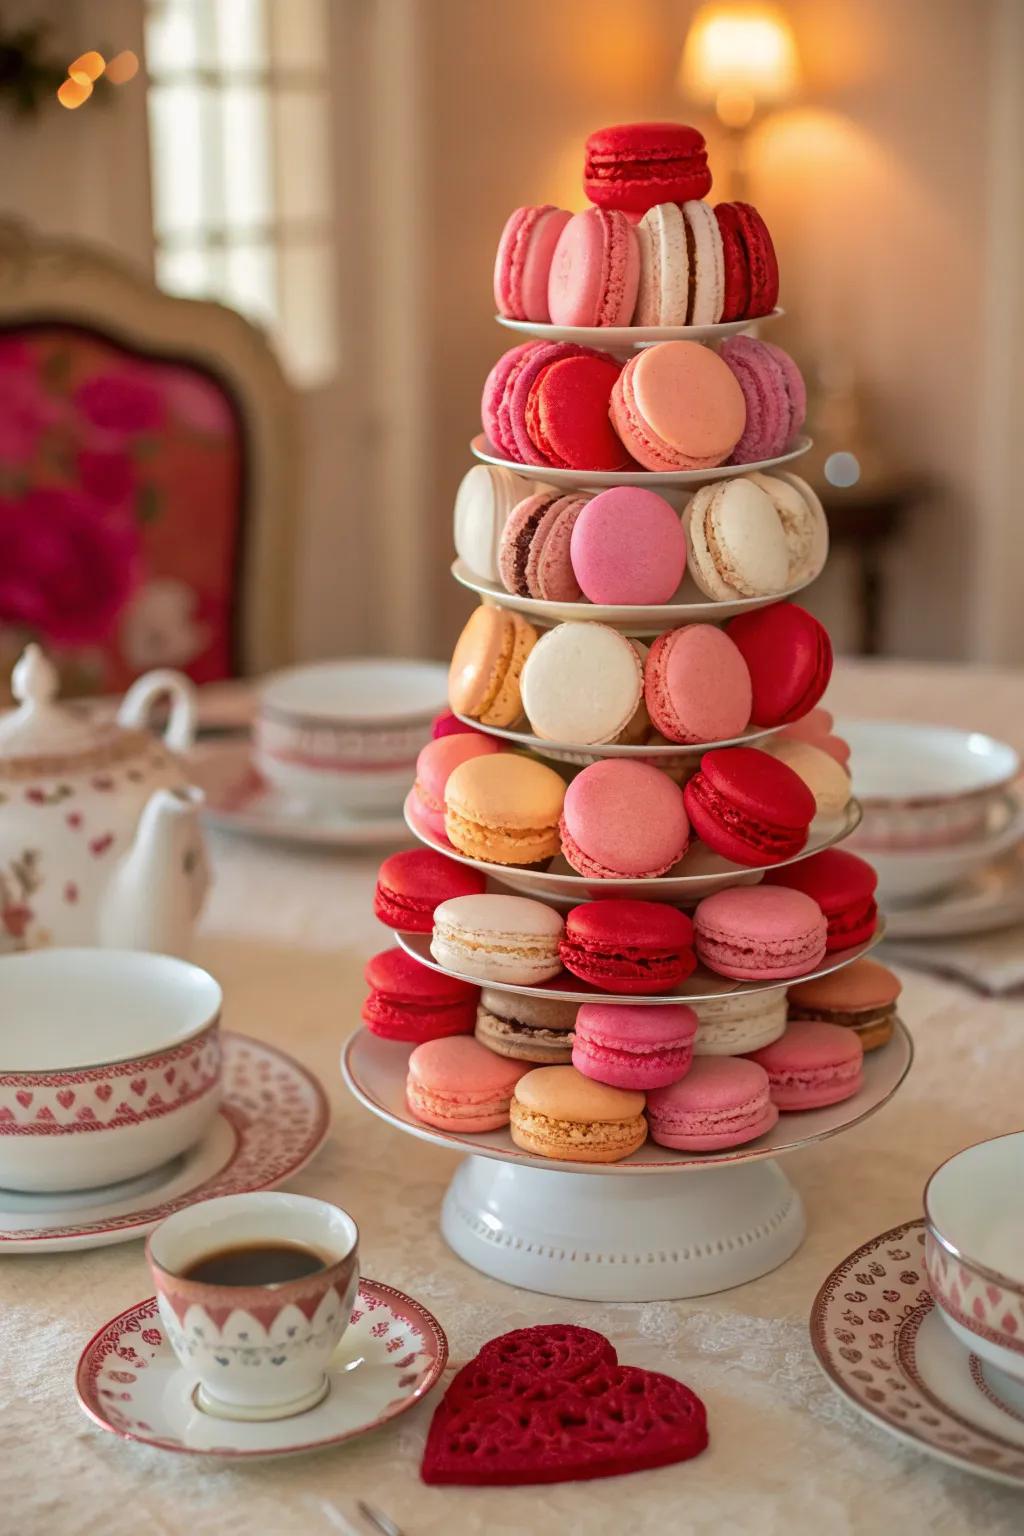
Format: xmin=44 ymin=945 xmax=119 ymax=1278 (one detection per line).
xmin=3 ymin=0 xmax=1022 ymax=669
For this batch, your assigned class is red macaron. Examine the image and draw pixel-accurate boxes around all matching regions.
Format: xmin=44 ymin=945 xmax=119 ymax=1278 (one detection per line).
xmin=725 ymin=603 xmax=833 ymax=727
xmin=764 ymin=849 xmax=879 ymax=951
xmin=525 ymin=354 xmax=630 ymax=471
xmin=714 ymin=202 xmax=779 ymax=320
xmin=432 ymin=709 xmax=482 ymax=740
xmin=374 ymin=848 xmax=486 ymax=932
xmin=683 ymin=747 xmax=817 ymax=867
xmin=583 ymin=122 xmax=712 ymax=214
xmin=362 ymin=948 xmax=479 ymax=1043
xmin=560 ymin=899 xmax=696 ymax=995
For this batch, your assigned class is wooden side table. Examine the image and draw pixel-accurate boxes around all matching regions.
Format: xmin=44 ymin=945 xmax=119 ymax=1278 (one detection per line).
xmin=818 ymin=478 xmax=926 ymax=655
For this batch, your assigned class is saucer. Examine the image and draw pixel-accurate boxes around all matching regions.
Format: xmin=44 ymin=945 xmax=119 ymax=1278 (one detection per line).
xmin=811 ymin=1219 xmax=1024 ymax=1487
xmin=76 ymin=1279 xmax=447 ymax=1458
xmin=0 ymin=1033 xmax=329 ymax=1252
xmin=189 ymin=741 xmax=408 ymax=848
xmin=883 ymin=845 xmax=1024 ymax=940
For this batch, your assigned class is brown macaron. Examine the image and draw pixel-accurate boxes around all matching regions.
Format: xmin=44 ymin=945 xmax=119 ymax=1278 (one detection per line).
xmin=787 ymin=958 xmax=901 ymax=1052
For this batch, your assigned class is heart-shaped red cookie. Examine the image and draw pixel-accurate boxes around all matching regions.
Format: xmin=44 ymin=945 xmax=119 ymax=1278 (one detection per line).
xmin=422 ymin=1324 xmax=707 ymax=1485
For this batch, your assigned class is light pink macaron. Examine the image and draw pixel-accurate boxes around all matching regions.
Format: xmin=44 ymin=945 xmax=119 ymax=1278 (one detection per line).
xmin=610 ymin=341 xmax=746 ymax=471
xmin=569 ymin=487 xmax=687 ymax=605
xmin=560 ymin=760 xmax=690 ymax=879
xmin=493 ymin=205 xmax=572 ymax=322
xmin=644 ymin=624 xmax=753 ymax=745
xmin=745 ymin=1019 xmax=864 ymax=1110
xmin=694 ymin=886 xmax=828 ymax=981
xmin=646 ymin=1056 xmax=779 ymax=1150
xmin=572 ymin=1002 xmax=698 ymax=1090
xmin=547 ymin=208 xmax=640 ymax=328
xmin=413 ymin=734 xmax=504 ymax=840
xmin=406 ymin=1036 xmax=530 ymax=1133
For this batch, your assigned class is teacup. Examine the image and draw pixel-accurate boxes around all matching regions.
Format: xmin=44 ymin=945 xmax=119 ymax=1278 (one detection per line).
xmin=147 ymin=1191 xmax=360 ymax=1420
xmin=254 ymin=657 xmax=448 ymax=815
xmin=925 ymin=1132 xmax=1024 ymax=1382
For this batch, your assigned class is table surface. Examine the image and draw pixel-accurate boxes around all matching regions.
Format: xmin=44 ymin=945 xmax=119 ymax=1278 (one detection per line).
xmin=4 ymin=658 xmax=1024 ymax=1536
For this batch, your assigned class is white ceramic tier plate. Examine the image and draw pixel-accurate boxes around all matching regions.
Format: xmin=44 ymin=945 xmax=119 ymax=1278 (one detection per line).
xmin=470 ymin=433 xmax=813 ymax=492
xmin=453 ymin=709 xmax=782 ymax=768
xmin=76 ymin=1279 xmax=447 ymax=1459
xmin=451 ymin=559 xmax=815 ymax=633
xmin=0 ymin=1033 xmax=329 ymax=1252
xmin=405 ymin=790 xmax=863 ymax=905
xmin=396 ymin=922 xmax=886 ymax=1006
xmin=861 ymin=793 xmax=1024 ymax=906
xmin=189 ymin=742 xmax=408 ymax=848
xmin=342 ymin=1014 xmax=910 ymax=1176
xmin=494 ymin=308 xmax=784 ymax=348
xmin=811 ymin=1219 xmax=1024 ymax=1488
xmin=884 ymin=846 xmax=1024 ymax=940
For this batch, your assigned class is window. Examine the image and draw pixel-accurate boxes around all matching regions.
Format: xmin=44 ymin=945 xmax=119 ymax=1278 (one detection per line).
xmin=144 ymin=0 xmax=336 ymax=387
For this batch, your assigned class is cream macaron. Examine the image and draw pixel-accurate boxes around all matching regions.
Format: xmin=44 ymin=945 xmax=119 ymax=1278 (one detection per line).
xmin=475 ymin=989 xmax=577 ymax=1063
xmin=684 ymin=478 xmax=791 ymax=601
xmin=690 ymin=988 xmax=788 ymax=1056
xmin=431 ymin=894 xmax=564 ymax=985
xmin=763 ymin=737 xmax=852 ymax=815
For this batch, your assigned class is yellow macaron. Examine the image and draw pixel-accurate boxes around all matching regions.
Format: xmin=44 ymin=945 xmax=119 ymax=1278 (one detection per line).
xmin=510 ymin=1065 xmax=647 ymax=1163
xmin=444 ymin=753 xmax=565 ymax=866
xmin=448 ymin=605 xmax=537 ymax=727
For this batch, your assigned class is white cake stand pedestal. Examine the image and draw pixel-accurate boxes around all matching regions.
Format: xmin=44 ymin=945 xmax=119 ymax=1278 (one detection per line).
xmin=441 ymin=1153 xmax=804 ymax=1301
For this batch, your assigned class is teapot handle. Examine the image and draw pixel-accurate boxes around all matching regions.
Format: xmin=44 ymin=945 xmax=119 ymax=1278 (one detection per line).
xmin=117 ymin=670 xmax=197 ymax=753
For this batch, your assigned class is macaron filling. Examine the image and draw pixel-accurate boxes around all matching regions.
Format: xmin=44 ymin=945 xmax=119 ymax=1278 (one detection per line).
xmin=445 ymin=809 xmax=560 ymax=865
xmin=407 ymin=1081 xmax=514 ymax=1124
xmin=560 ymin=936 xmax=688 ymax=982
xmin=509 ymin=1103 xmax=646 ymax=1153
xmin=788 ymin=1001 xmax=894 ymax=1028
xmin=696 ymin=928 xmax=821 ymax=971
xmin=824 ymin=897 xmax=879 ymax=944
xmin=506 ymin=496 xmax=555 ymax=594
xmin=433 ymin=918 xmax=561 ymax=968
xmin=686 ymin=773 xmax=808 ymax=858
xmin=760 ymin=1057 xmax=863 ymax=1098
xmin=650 ymin=1089 xmax=773 ymax=1139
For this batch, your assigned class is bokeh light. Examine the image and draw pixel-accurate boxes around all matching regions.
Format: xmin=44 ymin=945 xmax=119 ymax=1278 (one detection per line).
xmin=69 ymin=51 xmax=106 ymax=84
xmin=825 ymin=452 xmax=862 ymax=488
xmin=57 ymin=78 xmax=93 ymax=109
xmin=106 ymin=51 xmax=140 ymax=85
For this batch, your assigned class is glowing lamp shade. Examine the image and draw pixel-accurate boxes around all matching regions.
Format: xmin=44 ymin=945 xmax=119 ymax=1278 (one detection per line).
xmin=681 ymin=3 xmax=800 ymax=128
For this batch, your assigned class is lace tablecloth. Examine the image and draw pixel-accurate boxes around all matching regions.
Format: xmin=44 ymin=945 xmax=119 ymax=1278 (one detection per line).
xmin=3 ymin=660 xmax=1024 ymax=1536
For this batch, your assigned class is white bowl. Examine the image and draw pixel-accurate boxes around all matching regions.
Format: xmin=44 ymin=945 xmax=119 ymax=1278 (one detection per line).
xmin=863 ymin=794 xmax=1024 ymax=905
xmin=254 ymin=657 xmax=448 ymax=814
xmin=0 ymin=949 xmax=222 ymax=1193
xmin=842 ymin=720 xmax=1020 ymax=850
xmin=925 ymin=1133 xmax=1024 ymax=1382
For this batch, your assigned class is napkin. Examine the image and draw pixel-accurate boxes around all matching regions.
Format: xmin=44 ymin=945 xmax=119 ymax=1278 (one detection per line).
xmin=882 ymin=927 xmax=1024 ymax=996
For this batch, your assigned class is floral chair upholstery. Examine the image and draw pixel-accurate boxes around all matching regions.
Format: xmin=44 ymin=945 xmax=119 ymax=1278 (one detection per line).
xmin=0 ymin=220 xmax=296 ymax=698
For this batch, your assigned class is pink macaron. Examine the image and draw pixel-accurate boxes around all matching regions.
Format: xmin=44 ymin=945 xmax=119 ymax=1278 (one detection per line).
xmin=646 ymin=1057 xmax=778 ymax=1151
xmin=406 ymin=1036 xmax=530 ymax=1133
xmin=413 ymin=733 xmax=505 ymax=840
xmin=746 ymin=1020 xmax=864 ymax=1110
xmin=560 ymin=759 xmax=690 ymax=879
xmin=498 ymin=491 xmax=589 ymax=601
xmin=493 ymin=205 xmax=572 ymax=322
xmin=719 ymin=336 xmax=807 ymax=466
xmin=693 ymin=886 xmax=828 ymax=981
xmin=569 ymin=487 xmax=687 ymax=605
xmin=481 ymin=341 xmax=543 ymax=458
xmin=547 ymin=208 xmax=640 ymax=328
xmin=609 ymin=340 xmax=747 ymax=471
xmin=572 ymin=1002 xmax=698 ymax=1090
xmin=644 ymin=624 xmax=753 ymax=744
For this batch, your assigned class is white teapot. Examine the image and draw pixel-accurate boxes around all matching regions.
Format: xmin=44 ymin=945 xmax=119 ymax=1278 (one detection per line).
xmin=0 ymin=646 xmax=209 ymax=958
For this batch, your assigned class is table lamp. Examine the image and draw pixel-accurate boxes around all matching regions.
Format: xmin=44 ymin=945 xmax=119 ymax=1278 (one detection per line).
xmin=680 ymin=2 xmax=800 ymax=197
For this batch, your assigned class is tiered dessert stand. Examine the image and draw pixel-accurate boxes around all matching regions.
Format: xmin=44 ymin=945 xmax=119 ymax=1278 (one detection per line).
xmin=343 ymin=309 xmax=911 ymax=1303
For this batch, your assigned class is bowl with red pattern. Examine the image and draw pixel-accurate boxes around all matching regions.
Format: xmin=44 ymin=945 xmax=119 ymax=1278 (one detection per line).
xmin=0 ymin=948 xmax=222 ymax=1193
xmin=925 ymin=1132 xmax=1024 ymax=1382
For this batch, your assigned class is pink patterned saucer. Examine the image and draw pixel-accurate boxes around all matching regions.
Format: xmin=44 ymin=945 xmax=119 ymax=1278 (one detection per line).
xmin=76 ymin=1280 xmax=447 ymax=1458
xmin=811 ymin=1218 xmax=1024 ymax=1487
xmin=0 ymin=1034 xmax=329 ymax=1253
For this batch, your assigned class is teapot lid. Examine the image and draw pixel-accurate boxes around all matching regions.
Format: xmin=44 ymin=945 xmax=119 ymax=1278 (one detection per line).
xmin=0 ymin=646 xmax=127 ymax=768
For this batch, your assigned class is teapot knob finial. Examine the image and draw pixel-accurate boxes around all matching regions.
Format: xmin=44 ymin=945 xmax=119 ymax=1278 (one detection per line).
xmin=12 ymin=645 xmax=58 ymax=708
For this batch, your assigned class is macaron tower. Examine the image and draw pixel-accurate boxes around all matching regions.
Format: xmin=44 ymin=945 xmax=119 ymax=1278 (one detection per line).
xmin=344 ymin=119 xmax=905 ymax=1309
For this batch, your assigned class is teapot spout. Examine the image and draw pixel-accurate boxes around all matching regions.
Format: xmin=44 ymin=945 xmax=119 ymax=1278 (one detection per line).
xmin=98 ymin=787 xmax=210 ymax=958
